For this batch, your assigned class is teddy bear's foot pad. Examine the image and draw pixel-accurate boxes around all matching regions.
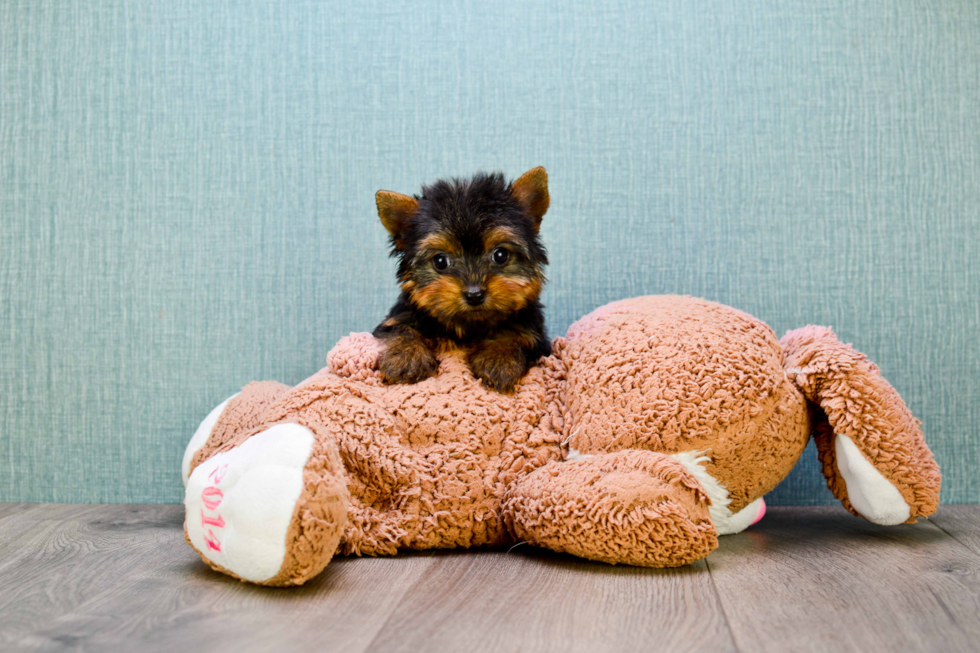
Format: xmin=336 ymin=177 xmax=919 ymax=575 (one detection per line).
xmin=834 ymin=434 xmax=911 ymax=525
xmin=184 ymin=423 xmax=314 ymax=583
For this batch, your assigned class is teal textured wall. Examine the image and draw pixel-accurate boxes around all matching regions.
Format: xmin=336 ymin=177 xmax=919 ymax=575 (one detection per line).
xmin=1 ymin=1 xmax=978 ymax=505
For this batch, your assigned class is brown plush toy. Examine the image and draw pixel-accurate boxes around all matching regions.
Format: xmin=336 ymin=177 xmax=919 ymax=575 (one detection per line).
xmin=181 ymin=295 xmax=940 ymax=586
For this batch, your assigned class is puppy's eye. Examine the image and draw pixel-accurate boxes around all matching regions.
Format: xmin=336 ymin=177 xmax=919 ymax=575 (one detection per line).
xmin=432 ymin=254 xmax=450 ymax=271
xmin=492 ymin=247 xmax=510 ymax=265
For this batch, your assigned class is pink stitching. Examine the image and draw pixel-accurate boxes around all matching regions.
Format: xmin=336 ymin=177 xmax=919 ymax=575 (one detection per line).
xmin=204 ymin=529 xmax=222 ymax=552
xmin=201 ymin=486 xmax=223 ymax=511
xmin=209 ymin=464 xmax=229 ymax=484
xmin=201 ymin=464 xmax=227 ymax=553
xmin=201 ymin=510 xmax=226 ymax=528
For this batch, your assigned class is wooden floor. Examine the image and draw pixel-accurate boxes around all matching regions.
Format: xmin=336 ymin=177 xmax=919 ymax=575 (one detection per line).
xmin=1 ymin=504 xmax=978 ymax=652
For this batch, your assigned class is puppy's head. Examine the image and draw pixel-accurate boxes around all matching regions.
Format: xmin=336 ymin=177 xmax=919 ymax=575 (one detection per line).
xmin=376 ymin=168 xmax=550 ymax=330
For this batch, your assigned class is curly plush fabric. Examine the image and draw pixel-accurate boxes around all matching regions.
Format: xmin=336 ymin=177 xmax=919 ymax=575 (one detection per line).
xmin=781 ymin=325 xmax=941 ymax=522
xmin=192 ymin=345 xmax=567 ymax=558
xmin=186 ymin=420 xmax=350 ymax=586
xmin=183 ymin=295 xmax=941 ymax=586
xmin=562 ymin=296 xmax=810 ymax=512
xmin=504 ymin=450 xmax=718 ymax=567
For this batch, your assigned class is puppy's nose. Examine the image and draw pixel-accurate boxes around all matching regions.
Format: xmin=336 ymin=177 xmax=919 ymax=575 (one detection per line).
xmin=464 ymin=287 xmax=486 ymax=306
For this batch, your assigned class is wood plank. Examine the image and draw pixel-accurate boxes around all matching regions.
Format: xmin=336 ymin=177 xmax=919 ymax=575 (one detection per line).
xmin=0 ymin=504 xmax=96 ymax=549
xmin=5 ymin=504 xmax=979 ymax=652
xmin=15 ymin=529 xmax=437 ymax=652
xmin=0 ymin=503 xmax=35 ymax=522
xmin=0 ymin=504 xmax=185 ymax=647
xmin=706 ymin=506 xmax=980 ymax=653
xmin=368 ymin=547 xmax=737 ymax=653
xmin=0 ymin=504 xmax=129 ymax=570
xmin=930 ymin=505 xmax=980 ymax=558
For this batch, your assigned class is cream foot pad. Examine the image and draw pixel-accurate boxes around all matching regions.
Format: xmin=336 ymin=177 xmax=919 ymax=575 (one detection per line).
xmin=184 ymin=424 xmax=314 ymax=583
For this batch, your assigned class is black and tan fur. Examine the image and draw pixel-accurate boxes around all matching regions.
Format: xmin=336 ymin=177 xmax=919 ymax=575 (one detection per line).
xmin=372 ymin=167 xmax=552 ymax=393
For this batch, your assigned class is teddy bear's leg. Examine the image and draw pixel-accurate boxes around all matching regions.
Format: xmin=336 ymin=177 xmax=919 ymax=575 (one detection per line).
xmin=503 ymin=450 xmax=718 ymax=567
xmin=184 ymin=419 xmax=349 ymax=586
xmin=781 ymin=326 xmax=941 ymax=525
xmin=182 ymin=381 xmax=293 ymax=485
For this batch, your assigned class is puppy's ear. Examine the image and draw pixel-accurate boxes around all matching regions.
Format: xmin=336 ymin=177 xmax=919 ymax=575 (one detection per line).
xmin=510 ymin=167 xmax=549 ymax=233
xmin=375 ymin=190 xmax=419 ymax=249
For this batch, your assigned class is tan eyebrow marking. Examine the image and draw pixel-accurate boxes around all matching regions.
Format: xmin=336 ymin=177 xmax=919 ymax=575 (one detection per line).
xmin=418 ymin=232 xmax=461 ymax=257
xmin=482 ymin=226 xmax=521 ymax=251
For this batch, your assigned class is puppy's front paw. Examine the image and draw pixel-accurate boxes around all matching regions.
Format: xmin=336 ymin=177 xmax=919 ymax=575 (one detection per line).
xmin=378 ymin=337 xmax=439 ymax=384
xmin=469 ymin=349 xmax=527 ymax=394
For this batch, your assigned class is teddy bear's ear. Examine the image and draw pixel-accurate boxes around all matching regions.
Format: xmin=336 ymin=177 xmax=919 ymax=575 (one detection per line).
xmin=375 ymin=190 xmax=419 ymax=250
xmin=510 ymin=167 xmax=550 ymax=234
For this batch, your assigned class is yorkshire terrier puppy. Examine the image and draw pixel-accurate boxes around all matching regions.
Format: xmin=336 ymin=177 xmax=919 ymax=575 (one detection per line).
xmin=372 ymin=167 xmax=552 ymax=393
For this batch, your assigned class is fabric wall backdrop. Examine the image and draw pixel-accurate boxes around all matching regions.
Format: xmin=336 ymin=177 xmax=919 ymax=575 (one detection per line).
xmin=2 ymin=1 xmax=978 ymax=505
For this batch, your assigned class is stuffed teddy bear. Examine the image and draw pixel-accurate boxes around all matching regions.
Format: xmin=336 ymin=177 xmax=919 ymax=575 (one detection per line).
xmin=181 ymin=295 xmax=940 ymax=586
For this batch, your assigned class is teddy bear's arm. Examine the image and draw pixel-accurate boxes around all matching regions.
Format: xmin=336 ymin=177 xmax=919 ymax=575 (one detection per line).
xmin=503 ymin=450 xmax=718 ymax=566
xmin=782 ymin=326 xmax=941 ymax=524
